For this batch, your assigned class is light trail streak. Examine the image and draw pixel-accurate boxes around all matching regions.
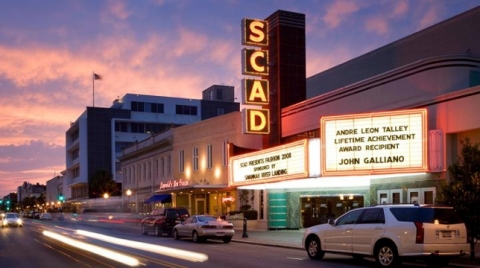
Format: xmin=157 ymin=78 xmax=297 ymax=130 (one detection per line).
xmin=76 ymin=229 xmax=209 ymax=262
xmin=42 ymin=230 xmax=140 ymax=267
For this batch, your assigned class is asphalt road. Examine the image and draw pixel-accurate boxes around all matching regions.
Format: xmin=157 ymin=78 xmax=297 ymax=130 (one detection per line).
xmin=0 ymin=217 xmax=450 ymax=268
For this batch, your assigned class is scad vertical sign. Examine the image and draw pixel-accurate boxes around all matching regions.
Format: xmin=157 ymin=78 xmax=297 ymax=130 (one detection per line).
xmin=241 ymin=18 xmax=270 ymax=134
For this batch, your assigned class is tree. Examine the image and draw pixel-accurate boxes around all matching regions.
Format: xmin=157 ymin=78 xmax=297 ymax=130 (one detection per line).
xmin=437 ymin=137 xmax=480 ymax=259
xmin=89 ymin=170 xmax=119 ymax=198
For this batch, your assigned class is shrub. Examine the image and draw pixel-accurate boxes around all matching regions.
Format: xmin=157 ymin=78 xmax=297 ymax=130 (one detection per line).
xmin=228 ymin=210 xmax=258 ymax=220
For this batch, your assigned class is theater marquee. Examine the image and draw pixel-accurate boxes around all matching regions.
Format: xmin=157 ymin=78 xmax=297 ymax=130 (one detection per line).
xmin=230 ymin=140 xmax=309 ymax=186
xmin=321 ymin=109 xmax=428 ymax=175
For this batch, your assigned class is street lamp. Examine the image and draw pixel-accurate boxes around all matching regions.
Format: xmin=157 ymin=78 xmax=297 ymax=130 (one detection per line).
xmin=126 ymin=190 xmax=132 ymax=212
xmin=103 ymin=193 xmax=109 ymax=199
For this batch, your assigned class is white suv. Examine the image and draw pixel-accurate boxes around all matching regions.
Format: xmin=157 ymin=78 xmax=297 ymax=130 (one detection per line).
xmin=302 ymin=204 xmax=469 ymax=267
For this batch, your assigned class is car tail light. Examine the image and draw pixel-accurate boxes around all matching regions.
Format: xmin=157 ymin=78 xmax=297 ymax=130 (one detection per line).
xmin=414 ymin=221 xmax=424 ymax=243
xmin=201 ymin=225 xmax=217 ymax=229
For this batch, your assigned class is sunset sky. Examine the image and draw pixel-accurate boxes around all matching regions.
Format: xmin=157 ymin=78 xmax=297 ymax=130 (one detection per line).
xmin=1 ymin=0 xmax=478 ymax=197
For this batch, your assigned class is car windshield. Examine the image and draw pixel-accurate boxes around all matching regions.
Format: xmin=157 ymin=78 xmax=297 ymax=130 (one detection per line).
xmin=6 ymin=214 xmax=18 ymax=219
xmin=389 ymin=207 xmax=464 ymax=224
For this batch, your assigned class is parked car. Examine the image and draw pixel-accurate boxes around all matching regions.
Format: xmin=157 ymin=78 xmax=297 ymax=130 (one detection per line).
xmin=2 ymin=212 xmax=23 ymax=228
xmin=302 ymin=204 xmax=469 ymax=267
xmin=39 ymin=213 xmax=53 ymax=220
xmin=173 ymin=215 xmax=235 ymax=243
xmin=141 ymin=207 xmax=189 ymax=237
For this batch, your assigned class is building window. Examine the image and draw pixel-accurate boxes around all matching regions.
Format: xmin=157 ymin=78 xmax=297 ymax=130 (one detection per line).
xmin=71 ymin=148 xmax=79 ymax=160
xmin=115 ymin=122 xmax=128 ymax=132
xmin=131 ymin=101 xmax=145 ymax=112
xmin=176 ymin=105 xmax=198 ymax=115
xmin=148 ymin=161 xmax=152 ymax=181
xmin=207 ymin=144 xmax=213 ymax=169
xmin=193 ymin=147 xmax=199 ymax=171
xmin=179 ymin=150 xmax=185 ymax=172
xmin=222 ymin=140 xmax=228 ymax=166
xmin=407 ymin=187 xmax=436 ymax=204
xmin=132 ymin=101 xmax=164 ymax=113
xmin=160 ymin=158 xmax=165 ymax=177
xmin=71 ymin=129 xmax=79 ymax=142
xmin=216 ymin=89 xmax=223 ymax=100
xmin=377 ymin=189 xmax=402 ymax=205
xmin=167 ymin=156 xmax=171 ymax=175
xmin=72 ymin=167 xmax=80 ymax=178
xmin=151 ymin=103 xmax=164 ymax=113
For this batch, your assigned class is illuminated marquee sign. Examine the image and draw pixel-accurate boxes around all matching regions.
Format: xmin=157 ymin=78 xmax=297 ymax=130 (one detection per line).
xmin=242 ymin=78 xmax=269 ymax=105
xmin=159 ymin=179 xmax=190 ymax=190
xmin=321 ymin=109 xmax=428 ymax=175
xmin=241 ymin=18 xmax=270 ymax=135
xmin=242 ymin=18 xmax=268 ymax=47
xmin=242 ymin=108 xmax=270 ymax=134
xmin=230 ymin=140 xmax=308 ymax=186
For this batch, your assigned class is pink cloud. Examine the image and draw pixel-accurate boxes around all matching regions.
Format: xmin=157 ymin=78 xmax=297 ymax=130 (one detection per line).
xmin=108 ymin=0 xmax=132 ymax=20
xmin=365 ymin=17 xmax=389 ymax=35
xmin=323 ymin=0 xmax=361 ymax=29
xmin=392 ymin=1 xmax=409 ymax=18
xmin=417 ymin=5 xmax=440 ymax=30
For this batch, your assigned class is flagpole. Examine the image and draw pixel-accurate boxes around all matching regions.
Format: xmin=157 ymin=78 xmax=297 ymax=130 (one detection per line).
xmin=92 ymin=72 xmax=95 ymax=107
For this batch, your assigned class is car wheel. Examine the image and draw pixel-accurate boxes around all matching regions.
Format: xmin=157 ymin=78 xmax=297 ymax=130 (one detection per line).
xmin=141 ymin=224 xmax=148 ymax=235
xmin=306 ymin=236 xmax=325 ymax=260
xmin=154 ymin=225 xmax=162 ymax=237
xmin=375 ymin=242 xmax=399 ymax=267
xmin=223 ymin=237 xmax=232 ymax=243
xmin=192 ymin=231 xmax=201 ymax=243
xmin=173 ymin=229 xmax=180 ymax=240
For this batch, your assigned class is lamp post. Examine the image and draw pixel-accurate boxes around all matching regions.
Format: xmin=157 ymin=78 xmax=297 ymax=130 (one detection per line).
xmin=126 ymin=189 xmax=132 ymax=213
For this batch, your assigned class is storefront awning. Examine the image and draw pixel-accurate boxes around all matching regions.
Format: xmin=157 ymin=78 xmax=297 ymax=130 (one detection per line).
xmin=144 ymin=194 xmax=172 ymax=204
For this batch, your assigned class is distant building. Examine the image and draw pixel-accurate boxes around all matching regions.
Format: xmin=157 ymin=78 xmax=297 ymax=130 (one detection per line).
xmin=45 ymin=172 xmax=64 ymax=208
xmin=63 ymin=86 xmax=239 ymax=205
xmin=16 ymin=182 xmax=46 ymax=202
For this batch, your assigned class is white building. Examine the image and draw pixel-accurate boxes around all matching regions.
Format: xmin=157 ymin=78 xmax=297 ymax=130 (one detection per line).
xmin=63 ymin=86 xmax=239 ymax=210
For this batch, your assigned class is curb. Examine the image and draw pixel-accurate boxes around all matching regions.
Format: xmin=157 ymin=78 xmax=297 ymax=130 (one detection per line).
xmin=231 ymin=238 xmax=303 ymax=250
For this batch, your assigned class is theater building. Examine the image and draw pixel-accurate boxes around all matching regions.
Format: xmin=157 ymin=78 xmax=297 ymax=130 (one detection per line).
xmin=229 ymin=7 xmax=480 ymax=230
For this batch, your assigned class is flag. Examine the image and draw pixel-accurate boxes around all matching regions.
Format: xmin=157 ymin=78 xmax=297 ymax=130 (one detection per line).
xmin=93 ymin=73 xmax=102 ymax=80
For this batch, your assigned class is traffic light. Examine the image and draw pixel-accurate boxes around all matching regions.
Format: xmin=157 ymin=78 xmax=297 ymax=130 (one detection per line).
xmin=58 ymin=194 xmax=64 ymax=202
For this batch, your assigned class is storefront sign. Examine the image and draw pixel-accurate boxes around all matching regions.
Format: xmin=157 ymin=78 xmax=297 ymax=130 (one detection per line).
xmin=159 ymin=179 xmax=190 ymax=190
xmin=230 ymin=140 xmax=308 ymax=186
xmin=241 ymin=18 xmax=270 ymax=135
xmin=321 ymin=109 xmax=428 ymax=175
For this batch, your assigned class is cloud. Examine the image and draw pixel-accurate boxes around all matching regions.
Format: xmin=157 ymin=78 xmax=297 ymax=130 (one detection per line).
xmin=323 ymin=0 xmax=361 ymax=29
xmin=417 ymin=4 xmax=441 ymax=30
xmin=0 ymin=140 xmax=64 ymax=172
xmin=365 ymin=17 xmax=389 ymax=35
xmin=392 ymin=1 xmax=409 ymax=18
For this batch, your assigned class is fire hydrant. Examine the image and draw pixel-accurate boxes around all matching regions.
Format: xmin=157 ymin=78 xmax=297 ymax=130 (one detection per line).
xmin=242 ymin=217 xmax=249 ymax=238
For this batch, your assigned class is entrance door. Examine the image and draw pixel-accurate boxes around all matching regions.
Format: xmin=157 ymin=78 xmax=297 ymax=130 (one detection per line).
xmin=301 ymin=195 xmax=364 ymax=228
xmin=196 ymin=199 xmax=206 ymax=214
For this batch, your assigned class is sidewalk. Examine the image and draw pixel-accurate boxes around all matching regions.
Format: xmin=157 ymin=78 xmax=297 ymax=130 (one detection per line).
xmin=231 ymin=227 xmax=480 ymax=267
xmin=232 ymin=227 xmax=303 ymax=250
